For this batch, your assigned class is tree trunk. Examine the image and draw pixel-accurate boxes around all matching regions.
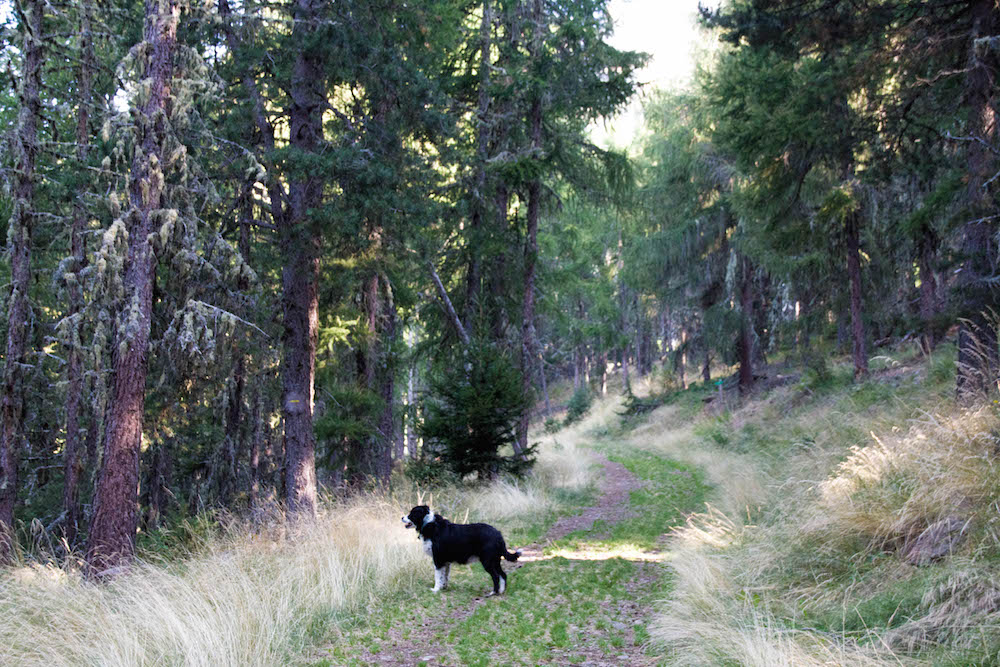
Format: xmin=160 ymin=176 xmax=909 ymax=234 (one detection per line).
xmin=679 ymin=328 xmax=687 ymax=389
xmin=515 ymin=0 xmax=544 ymax=456
xmin=917 ymin=230 xmax=940 ymax=354
xmin=599 ymin=351 xmax=608 ymax=396
xmin=738 ymin=255 xmax=755 ymax=394
xmin=405 ymin=357 xmax=416 ymax=458
xmin=702 ymin=348 xmax=711 ymax=383
xmin=539 ymin=349 xmax=552 ymax=412
xmin=377 ymin=275 xmax=396 ymax=482
xmin=0 ymin=0 xmax=43 ymax=561
xmin=573 ymin=349 xmax=581 ymax=390
xmin=87 ymin=0 xmax=178 ymax=573
xmin=465 ymin=0 xmax=492 ymax=327
xmin=957 ymin=0 xmax=1000 ymax=400
xmin=61 ymin=0 xmax=94 ymax=549
xmin=282 ymin=0 xmax=325 ymax=519
xmin=250 ymin=384 xmax=262 ymax=508
xmin=846 ymin=211 xmax=869 ymax=378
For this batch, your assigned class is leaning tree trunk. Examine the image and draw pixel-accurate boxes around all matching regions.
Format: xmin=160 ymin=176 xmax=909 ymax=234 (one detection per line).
xmin=957 ymin=0 xmax=1000 ymax=401
xmin=87 ymin=0 xmax=178 ymax=573
xmin=0 ymin=0 xmax=43 ymax=562
xmin=63 ymin=0 xmax=96 ymax=547
xmin=282 ymin=0 xmax=324 ymax=519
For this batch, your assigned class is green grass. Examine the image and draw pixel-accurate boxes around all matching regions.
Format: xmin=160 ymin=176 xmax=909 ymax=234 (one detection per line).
xmin=307 ymin=433 xmax=708 ymax=665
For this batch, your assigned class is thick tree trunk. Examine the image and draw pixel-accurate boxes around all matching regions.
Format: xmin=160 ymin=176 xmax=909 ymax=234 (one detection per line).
xmin=738 ymin=256 xmax=755 ymax=393
xmin=957 ymin=0 xmax=1000 ymax=400
xmin=63 ymin=0 xmax=95 ymax=547
xmin=281 ymin=0 xmax=325 ymax=519
xmin=845 ymin=211 xmax=869 ymax=378
xmin=87 ymin=0 xmax=178 ymax=573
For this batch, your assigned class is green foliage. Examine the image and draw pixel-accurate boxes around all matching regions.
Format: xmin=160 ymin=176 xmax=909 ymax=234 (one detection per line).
xmin=564 ymin=387 xmax=593 ymax=426
xmin=416 ymin=341 xmax=535 ymax=481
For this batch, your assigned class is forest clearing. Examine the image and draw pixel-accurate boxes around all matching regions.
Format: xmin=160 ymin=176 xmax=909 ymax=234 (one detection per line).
xmin=6 ymin=0 xmax=1000 ymax=664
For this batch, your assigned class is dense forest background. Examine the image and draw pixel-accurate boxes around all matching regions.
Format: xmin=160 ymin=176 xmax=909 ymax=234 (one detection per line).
xmin=2 ymin=0 xmax=1000 ymax=578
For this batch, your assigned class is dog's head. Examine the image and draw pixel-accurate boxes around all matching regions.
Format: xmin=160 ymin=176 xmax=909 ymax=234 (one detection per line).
xmin=401 ymin=505 xmax=433 ymax=531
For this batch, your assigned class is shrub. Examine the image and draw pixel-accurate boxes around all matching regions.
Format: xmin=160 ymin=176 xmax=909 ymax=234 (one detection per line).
xmin=564 ymin=387 xmax=593 ymax=426
xmin=416 ymin=340 xmax=535 ymax=481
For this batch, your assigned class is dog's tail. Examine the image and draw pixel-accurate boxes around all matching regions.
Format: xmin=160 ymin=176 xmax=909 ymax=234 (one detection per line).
xmin=504 ymin=548 xmax=523 ymax=562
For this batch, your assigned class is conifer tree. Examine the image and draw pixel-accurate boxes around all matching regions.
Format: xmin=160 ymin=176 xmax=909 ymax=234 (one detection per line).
xmin=88 ymin=0 xmax=183 ymax=572
xmin=1 ymin=0 xmax=44 ymax=561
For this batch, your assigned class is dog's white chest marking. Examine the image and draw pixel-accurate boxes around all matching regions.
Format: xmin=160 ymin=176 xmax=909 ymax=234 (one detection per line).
xmin=421 ymin=538 xmax=434 ymax=557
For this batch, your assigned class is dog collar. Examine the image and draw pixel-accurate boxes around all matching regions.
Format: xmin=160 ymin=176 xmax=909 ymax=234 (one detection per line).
xmin=422 ymin=512 xmax=435 ymax=527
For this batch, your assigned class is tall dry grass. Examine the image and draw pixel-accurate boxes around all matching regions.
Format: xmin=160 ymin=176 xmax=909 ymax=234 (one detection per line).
xmin=0 ymin=420 xmax=596 ymax=667
xmin=645 ymin=359 xmax=972 ymax=665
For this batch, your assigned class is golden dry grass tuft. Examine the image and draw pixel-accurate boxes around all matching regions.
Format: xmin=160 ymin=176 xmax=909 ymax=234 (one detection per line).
xmin=0 ymin=422 xmax=598 ymax=667
xmin=646 ymin=353 xmax=995 ymax=665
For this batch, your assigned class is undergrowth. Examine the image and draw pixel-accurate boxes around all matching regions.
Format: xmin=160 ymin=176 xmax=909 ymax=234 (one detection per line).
xmin=649 ymin=342 xmax=1000 ymax=665
xmin=0 ymin=417 xmax=600 ymax=667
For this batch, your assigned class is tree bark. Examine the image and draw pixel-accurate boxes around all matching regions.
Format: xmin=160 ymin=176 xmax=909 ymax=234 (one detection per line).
xmin=957 ymin=0 xmax=1000 ymax=400
xmin=281 ymin=0 xmax=325 ymax=520
xmin=62 ymin=0 xmax=96 ymax=547
xmin=917 ymin=229 xmax=940 ymax=354
xmin=0 ymin=0 xmax=42 ymax=560
xmin=465 ymin=0 xmax=492 ymax=327
xmin=678 ymin=328 xmax=687 ymax=390
xmin=377 ymin=275 xmax=396 ymax=482
xmin=87 ymin=0 xmax=178 ymax=573
xmin=845 ymin=210 xmax=869 ymax=378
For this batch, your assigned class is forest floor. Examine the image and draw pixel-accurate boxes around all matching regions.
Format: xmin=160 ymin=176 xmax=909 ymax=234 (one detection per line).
xmin=305 ymin=433 xmax=708 ymax=666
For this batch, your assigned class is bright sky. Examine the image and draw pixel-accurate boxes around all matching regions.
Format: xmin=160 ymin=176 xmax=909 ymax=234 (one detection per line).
xmin=591 ymin=0 xmax=715 ymax=151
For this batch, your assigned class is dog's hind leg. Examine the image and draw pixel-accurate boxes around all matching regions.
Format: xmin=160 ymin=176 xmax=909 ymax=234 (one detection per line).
xmin=498 ymin=566 xmax=507 ymax=594
xmin=443 ymin=564 xmax=451 ymax=588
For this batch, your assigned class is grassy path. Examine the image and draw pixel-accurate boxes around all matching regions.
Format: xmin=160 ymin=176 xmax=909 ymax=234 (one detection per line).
xmin=308 ymin=436 xmax=708 ymax=666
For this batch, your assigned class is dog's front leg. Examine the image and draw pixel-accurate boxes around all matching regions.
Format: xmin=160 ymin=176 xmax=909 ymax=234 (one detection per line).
xmin=431 ymin=566 xmax=448 ymax=592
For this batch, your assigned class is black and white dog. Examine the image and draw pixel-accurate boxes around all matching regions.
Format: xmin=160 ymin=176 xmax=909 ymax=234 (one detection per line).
xmin=401 ymin=505 xmax=522 ymax=596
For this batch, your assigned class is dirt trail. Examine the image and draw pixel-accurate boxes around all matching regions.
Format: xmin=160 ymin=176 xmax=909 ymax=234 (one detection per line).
xmin=343 ymin=453 xmax=655 ymax=666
